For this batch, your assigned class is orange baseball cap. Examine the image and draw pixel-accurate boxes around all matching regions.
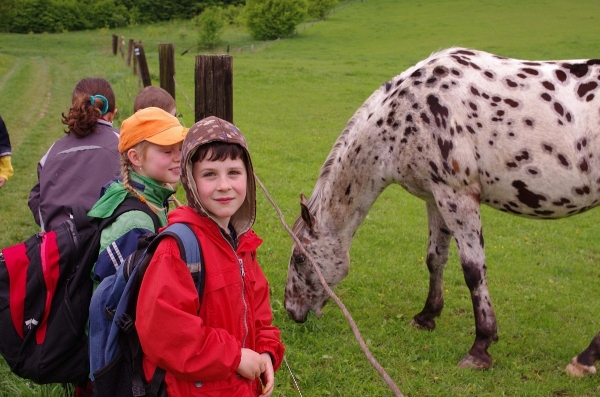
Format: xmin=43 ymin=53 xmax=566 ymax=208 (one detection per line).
xmin=118 ymin=107 xmax=187 ymax=153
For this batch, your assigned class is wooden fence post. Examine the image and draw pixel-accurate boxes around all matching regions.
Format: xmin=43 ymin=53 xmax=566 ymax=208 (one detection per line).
xmin=194 ymin=55 xmax=233 ymax=123
xmin=119 ymin=36 xmax=125 ymax=59
xmin=112 ymin=34 xmax=118 ymax=55
xmin=127 ymin=39 xmax=134 ymax=67
xmin=135 ymin=42 xmax=152 ymax=87
xmin=133 ymin=45 xmax=138 ymax=75
xmin=159 ymin=43 xmax=176 ymax=101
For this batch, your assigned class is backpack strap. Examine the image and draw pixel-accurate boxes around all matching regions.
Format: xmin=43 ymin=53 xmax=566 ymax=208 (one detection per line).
xmin=105 ymin=196 xmax=161 ymax=231
xmin=131 ymin=223 xmax=204 ymax=397
xmin=70 ymin=196 xmax=161 ymax=236
xmin=152 ymin=223 xmax=205 ymax=302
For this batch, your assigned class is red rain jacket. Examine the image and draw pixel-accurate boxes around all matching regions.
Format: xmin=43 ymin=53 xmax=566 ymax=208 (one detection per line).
xmin=136 ymin=206 xmax=285 ymax=396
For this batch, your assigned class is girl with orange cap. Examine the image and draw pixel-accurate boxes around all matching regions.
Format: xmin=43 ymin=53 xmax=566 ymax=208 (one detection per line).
xmin=88 ymin=107 xmax=186 ymax=283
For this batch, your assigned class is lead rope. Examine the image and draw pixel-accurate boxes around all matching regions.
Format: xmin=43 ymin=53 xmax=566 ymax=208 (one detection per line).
xmin=284 ymin=355 xmax=303 ymax=397
xmin=254 ymin=173 xmax=404 ymax=397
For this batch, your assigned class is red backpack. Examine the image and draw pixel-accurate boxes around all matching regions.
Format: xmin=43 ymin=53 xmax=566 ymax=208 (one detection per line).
xmin=0 ymin=197 xmax=158 ymax=384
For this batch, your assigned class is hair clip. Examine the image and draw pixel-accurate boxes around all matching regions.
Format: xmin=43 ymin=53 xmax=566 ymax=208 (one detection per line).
xmin=90 ymin=94 xmax=109 ymax=115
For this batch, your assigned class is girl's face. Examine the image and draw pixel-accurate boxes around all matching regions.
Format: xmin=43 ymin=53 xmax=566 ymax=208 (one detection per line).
xmin=192 ymin=156 xmax=247 ymax=230
xmin=130 ymin=142 xmax=182 ymax=185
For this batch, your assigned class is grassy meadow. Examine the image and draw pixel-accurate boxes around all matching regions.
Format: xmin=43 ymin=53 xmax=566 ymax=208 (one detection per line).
xmin=2 ymin=0 xmax=600 ymax=395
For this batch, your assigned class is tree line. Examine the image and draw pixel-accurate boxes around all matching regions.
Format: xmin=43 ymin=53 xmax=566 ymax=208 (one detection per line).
xmin=0 ymin=0 xmax=339 ymax=42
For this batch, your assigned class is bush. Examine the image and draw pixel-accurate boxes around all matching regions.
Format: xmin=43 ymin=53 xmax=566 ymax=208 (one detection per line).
xmin=196 ymin=6 xmax=225 ymax=49
xmin=306 ymin=0 xmax=337 ymax=20
xmin=92 ymin=0 xmax=130 ymax=28
xmin=115 ymin=0 xmax=198 ymax=24
xmin=245 ymin=0 xmax=308 ymax=41
xmin=9 ymin=0 xmax=61 ymax=33
xmin=2 ymin=0 xmax=206 ymax=33
xmin=222 ymin=4 xmax=244 ymax=26
xmin=5 ymin=0 xmax=129 ymax=33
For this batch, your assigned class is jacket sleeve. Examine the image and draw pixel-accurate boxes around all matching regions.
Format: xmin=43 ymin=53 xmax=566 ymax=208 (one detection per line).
xmin=0 ymin=155 xmax=13 ymax=181
xmin=250 ymin=253 xmax=285 ymax=372
xmin=136 ymin=237 xmax=242 ymax=382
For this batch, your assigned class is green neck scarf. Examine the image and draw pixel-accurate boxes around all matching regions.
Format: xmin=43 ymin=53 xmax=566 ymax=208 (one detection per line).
xmin=88 ymin=172 xmax=175 ymax=222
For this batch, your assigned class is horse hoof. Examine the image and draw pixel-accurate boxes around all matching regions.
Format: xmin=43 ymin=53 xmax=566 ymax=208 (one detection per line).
xmin=409 ymin=319 xmax=431 ymax=330
xmin=457 ymin=354 xmax=491 ymax=369
xmin=565 ymin=357 xmax=597 ymax=377
xmin=409 ymin=317 xmax=435 ymax=331
xmin=408 ymin=319 xmax=420 ymax=328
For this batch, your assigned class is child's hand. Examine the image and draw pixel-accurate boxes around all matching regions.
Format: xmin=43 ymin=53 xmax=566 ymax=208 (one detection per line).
xmin=259 ymin=353 xmax=274 ymax=397
xmin=236 ymin=348 xmax=265 ymax=380
xmin=0 ymin=177 xmax=5 ymax=188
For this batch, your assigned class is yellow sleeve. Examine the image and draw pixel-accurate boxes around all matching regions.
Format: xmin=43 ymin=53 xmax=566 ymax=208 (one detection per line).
xmin=0 ymin=156 xmax=13 ymax=180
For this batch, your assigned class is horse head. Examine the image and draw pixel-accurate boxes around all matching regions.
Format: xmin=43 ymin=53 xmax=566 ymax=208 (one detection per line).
xmin=285 ymin=194 xmax=350 ymax=323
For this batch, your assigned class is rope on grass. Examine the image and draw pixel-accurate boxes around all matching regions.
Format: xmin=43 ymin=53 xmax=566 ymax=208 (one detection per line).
xmin=284 ymin=355 xmax=304 ymax=396
xmin=254 ymin=173 xmax=404 ymax=397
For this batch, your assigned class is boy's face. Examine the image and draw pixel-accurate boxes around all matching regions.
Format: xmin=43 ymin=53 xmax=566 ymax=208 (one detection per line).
xmin=192 ymin=155 xmax=247 ymax=229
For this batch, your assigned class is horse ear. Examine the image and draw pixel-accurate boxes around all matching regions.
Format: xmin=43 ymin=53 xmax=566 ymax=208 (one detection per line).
xmin=300 ymin=193 xmax=316 ymax=231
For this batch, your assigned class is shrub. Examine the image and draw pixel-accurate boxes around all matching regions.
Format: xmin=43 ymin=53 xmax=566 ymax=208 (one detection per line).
xmin=245 ymin=0 xmax=308 ymax=41
xmin=222 ymin=4 xmax=244 ymax=26
xmin=92 ymin=0 xmax=130 ymax=28
xmin=5 ymin=0 xmax=129 ymax=33
xmin=196 ymin=6 xmax=225 ymax=49
xmin=307 ymin=0 xmax=337 ymax=20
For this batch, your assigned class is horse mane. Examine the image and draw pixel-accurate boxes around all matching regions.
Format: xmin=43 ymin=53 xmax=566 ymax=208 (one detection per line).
xmin=298 ymin=85 xmax=385 ymax=229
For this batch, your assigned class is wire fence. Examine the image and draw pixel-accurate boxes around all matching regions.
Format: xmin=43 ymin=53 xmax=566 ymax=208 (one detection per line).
xmin=111 ymin=0 xmax=364 ymax=121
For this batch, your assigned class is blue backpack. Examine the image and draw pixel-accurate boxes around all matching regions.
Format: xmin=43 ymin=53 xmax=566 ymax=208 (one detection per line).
xmin=89 ymin=223 xmax=204 ymax=397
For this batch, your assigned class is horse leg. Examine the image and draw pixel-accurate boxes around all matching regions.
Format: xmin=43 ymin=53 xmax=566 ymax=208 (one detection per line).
xmin=434 ymin=189 xmax=498 ymax=369
xmin=412 ymin=202 xmax=452 ymax=330
xmin=565 ymin=331 xmax=600 ymax=377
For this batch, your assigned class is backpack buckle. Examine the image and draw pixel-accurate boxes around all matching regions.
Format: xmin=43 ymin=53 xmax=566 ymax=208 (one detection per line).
xmin=132 ymin=385 xmax=146 ymax=396
xmin=105 ymin=307 xmax=115 ymax=321
xmin=115 ymin=313 xmax=134 ymax=333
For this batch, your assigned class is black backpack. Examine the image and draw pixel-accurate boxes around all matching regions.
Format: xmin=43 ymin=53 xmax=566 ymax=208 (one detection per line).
xmin=90 ymin=223 xmax=204 ymax=397
xmin=0 ymin=197 xmax=159 ymax=384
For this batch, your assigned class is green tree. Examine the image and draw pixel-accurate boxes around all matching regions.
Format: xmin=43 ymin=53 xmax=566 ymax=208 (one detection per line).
xmin=0 ymin=0 xmax=17 ymax=31
xmin=8 ymin=0 xmax=63 ymax=33
xmin=114 ymin=0 xmax=198 ymax=23
xmin=245 ymin=0 xmax=308 ymax=41
xmin=91 ymin=0 xmax=130 ymax=28
xmin=4 ymin=0 xmax=128 ymax=33
xmin=306 ymin=0 xmax=337 ymax=20
xmin=196 ymin=6 xmax=225 ymax=49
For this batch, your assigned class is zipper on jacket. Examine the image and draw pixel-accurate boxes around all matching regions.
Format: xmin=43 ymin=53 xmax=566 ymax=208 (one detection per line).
xmin=237 ymin=257 xmax=249 ymax=348
xmin=222 ymin=230 xmax=250 ymax=349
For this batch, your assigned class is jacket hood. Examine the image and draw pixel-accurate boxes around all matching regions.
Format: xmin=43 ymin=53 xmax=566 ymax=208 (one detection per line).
xmin=180 ymin=116 xmax=256 ymax=236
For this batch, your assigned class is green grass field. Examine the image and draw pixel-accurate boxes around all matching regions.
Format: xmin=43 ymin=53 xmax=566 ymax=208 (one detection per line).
xmin=2 ymin=0 xmax=600 ymax=395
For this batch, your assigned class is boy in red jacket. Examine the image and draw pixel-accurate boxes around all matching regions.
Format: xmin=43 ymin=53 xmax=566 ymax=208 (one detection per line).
xmin=136 ymin=116 xmax=285 ymax=397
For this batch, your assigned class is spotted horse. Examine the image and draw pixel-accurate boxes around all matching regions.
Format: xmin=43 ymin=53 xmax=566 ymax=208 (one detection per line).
xmin=284 ymin=48 xmax=600 ymax=372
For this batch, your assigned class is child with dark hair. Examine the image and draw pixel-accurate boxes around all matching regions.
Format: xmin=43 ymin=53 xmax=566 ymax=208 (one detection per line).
xmin=0 ymin=115 xmax=13 ymax=188
xmin=134 ymin=86 xmax=177 ymax=115
xmin=136 ymin=116 xmax=285 ymax=397
xmin=28 ymin=77 xmax=120 ymax=231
